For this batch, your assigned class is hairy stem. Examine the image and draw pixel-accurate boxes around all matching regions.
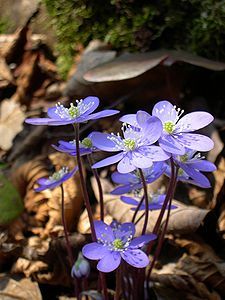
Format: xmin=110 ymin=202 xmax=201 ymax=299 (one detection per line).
xmin=132 ymin=195 xmax=144 ymax=223
xmin=73 ymin=124 xmax=108 ymax=299
xmin=73 ymin=124 xmax=96 ymax=240
xmin=146 ymin=158 xmax=176 ymax=255
xmin=138 ymin=168 xmax=149 ymax=235
xmin=146 ymin=160 xmax=178 ymax=292
xmin=88 ymin=154 xmax=104 ymax=221
xmin=60 ymin=184 xmax=79 ymax=297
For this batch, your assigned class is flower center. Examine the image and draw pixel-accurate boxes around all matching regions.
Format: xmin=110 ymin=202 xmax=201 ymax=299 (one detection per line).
xmin=178 ymin=168 xmax=184 ymax=176
xmin=180 ymin=154 xmax=189 ymax=162
xmin=163 ymin=121 xmax=175 ymax=134
xmin=123 ymin=138 xmax=136 ymax=150
xmin=81 ymin=137 xmax=92 ymax=148
xmin=68 ymin=103 xmax=80 ymax=118
xmin=49 ymin=167 xmax=68 ymax=181
xmin=113 ymin=238 xmax=124 ymax=250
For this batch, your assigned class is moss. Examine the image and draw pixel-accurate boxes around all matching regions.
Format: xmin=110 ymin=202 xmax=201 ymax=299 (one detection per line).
xmin=42 ymin=0 xmax=225 ymax=78
xmin=0 ymin=16 xmax=11 ymax=34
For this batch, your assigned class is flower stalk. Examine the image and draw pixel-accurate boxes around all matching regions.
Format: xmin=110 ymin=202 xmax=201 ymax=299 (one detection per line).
xmin=138 ymin=168 xmax=149 ymax=235
xmin=73 ymin=124 xmax=96 ymax=241
xmin=60 ymin=184 xmax=79 ymax=297
xmin=87 ymin=154 xmax=104 ymax=221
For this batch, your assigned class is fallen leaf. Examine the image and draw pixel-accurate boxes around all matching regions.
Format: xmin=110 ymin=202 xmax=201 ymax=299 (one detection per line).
xmin=83 ymin=50 xmax=225 ymax=83
xmin=177 ymin=254 xmax=225 ymax=298
xmin=0 ymin=98 xmax=25 ymax=151
xmin=87 ymin=175 xmax=210 ymax=236
xmin=0 ymin=274 xmax=42 ymax=300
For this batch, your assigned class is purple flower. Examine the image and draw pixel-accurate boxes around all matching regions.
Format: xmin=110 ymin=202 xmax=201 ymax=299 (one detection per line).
xmin=166 ymin=149 xmax=216 ymax=188
xmin=120 ymin=101 xmax=214 ymax=155
xmin=111 ymin=162 xmax=166 ymax=195
xmin=82 ymin=220 xmax=156 ymax=272
xmin=120 ymin=193 xmax=177 ymax=211
xmin=71 ymin=252 xmax=90 ymax=279
xmin=152 ymin=100 xmax=214 ymax=154
xmin=25 ymin=96 xmax=119 ymax=126
xmin=91 ymin=111 xmax=169 ymax=173
xmin=52 ymin=133 xmax=99 ymax=157
xmin=35 ymin=166 xmax=78 ymax=191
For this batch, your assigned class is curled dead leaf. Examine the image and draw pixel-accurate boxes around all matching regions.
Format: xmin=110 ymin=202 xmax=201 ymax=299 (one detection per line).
xmin=0 ymin=274 xmax=42 ymax=300
xmin=90 ymin=175 xmax=210 ymax=236
xmin=0 ymin=99 xmax=25 ymax=151
xmin=84 ymin=50 xmax=225 ymax=83
xmin=177 ymin=254 xmax=225 ymax=298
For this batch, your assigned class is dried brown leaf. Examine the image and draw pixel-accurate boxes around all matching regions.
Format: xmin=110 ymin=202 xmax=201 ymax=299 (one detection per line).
xmin=12 ymin=258 xmax=48 ymax=278
xmin=177 ymin=254 xmax=225 ymax=297
xmin=12 ymin=52 xmax=40 ymax=105
xmin=152 ymin=271 xmax=221 ymax=300
xmin=0 ymin=99 xmax=25 ymax=151
xmin=12 ymin=152 xmax=83 ymax=238
xmin=0 ymin=274 xmax=42 ymax=300
xmin=0 ymin=57 xmax=14 ymax=83
xmin=90 ymin=176 xmax=209 ymax=235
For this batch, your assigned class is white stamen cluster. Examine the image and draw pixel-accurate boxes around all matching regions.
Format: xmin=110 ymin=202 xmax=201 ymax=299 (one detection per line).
xmin=97 ymin=224 xmax=133 ymax=252
xmin=54 ymin=100 xmax=94 ymax=120
xmin=155 ymin=104 xmax=185 ymax=134
xmin=107 ymin=123 xmax=144 ymax=152
xmin=49 ymin=166 xmax=69 ymax=182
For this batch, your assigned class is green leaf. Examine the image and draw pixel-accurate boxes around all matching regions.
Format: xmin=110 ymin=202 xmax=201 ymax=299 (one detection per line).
xmin=0 ymin=172 xmax=23 ymax=225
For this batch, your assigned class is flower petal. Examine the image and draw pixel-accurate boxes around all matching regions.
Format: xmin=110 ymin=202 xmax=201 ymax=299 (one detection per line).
xmin=188 ymin=160 xmax=216 ymax=172
xmin=111 ymin=172 xmax=137 ymax=184
xmin=140 ymin=115 xmax=163 ymax=144
xmin=159 ymin=135 xmax=185 ymax=155
xmin=91 ymin=132 xmax=123 ymax=152
xmin=117 ymin=155 xmax=137 ymax=173
xmin=111 ymin=184 xmax=134 ymax=195
xmin=47 ymin=107 xmax=62 ymax=119
xmin=129 ymin=234 xmax=157 ymax=248
xmin=97 ymin=251 xmax=121 ymax=272
xmin=136 ymin=110 xmax=152 ymax=128
xmin=178 ymin=163 xmax=211 ymax=188
xmin=25 ymin=117 xmax=53 ymax=125
xmin=58 ymin=140 xmax=76 ymax=150
xmin=131 ymin=151 xmax=153 ymax=169
xmin=175 ymin=111 xmax=214 ymax=133
xmin=120 ymin=196 xmax=139 ymax=206
xmin=177 ymin=133 xmax=214 ymax=152
xmin=139 ymin=145 xmax=170 ymax=161
xmin=82 ymin=242 xmax=109 ymax=260
xmin=86 ymin=109 xmax=119 ymax=121
xmin=119 ymin=222 xmax=136 ymax=237
xmin=119 ymin=114 xmax=138 ymax=127
xmin=152 ymin=100 xmax=178 ymax=123
xmin=80 ymin=96 xmax=99 ymax=116
xmin=121 ymin=249 xmax=149 ymax=268
xmin=94 ymin=220 xmax=114 ymax=243
xmin=92 ymin=152 xmax=124 ymax=169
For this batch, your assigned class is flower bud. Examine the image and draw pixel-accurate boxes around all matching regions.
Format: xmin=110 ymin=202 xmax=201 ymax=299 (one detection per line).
xmin=71 ymin=252 xmax=90 ymax=279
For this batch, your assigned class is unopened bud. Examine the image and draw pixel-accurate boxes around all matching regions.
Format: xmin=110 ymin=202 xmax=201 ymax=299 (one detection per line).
xmin=71 ymin=252 xmax=90 ymax=279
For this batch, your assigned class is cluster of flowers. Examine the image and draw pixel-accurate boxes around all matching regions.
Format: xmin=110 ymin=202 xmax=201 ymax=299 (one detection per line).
xmin=26 ymin=97 xmax=216 ymax=275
